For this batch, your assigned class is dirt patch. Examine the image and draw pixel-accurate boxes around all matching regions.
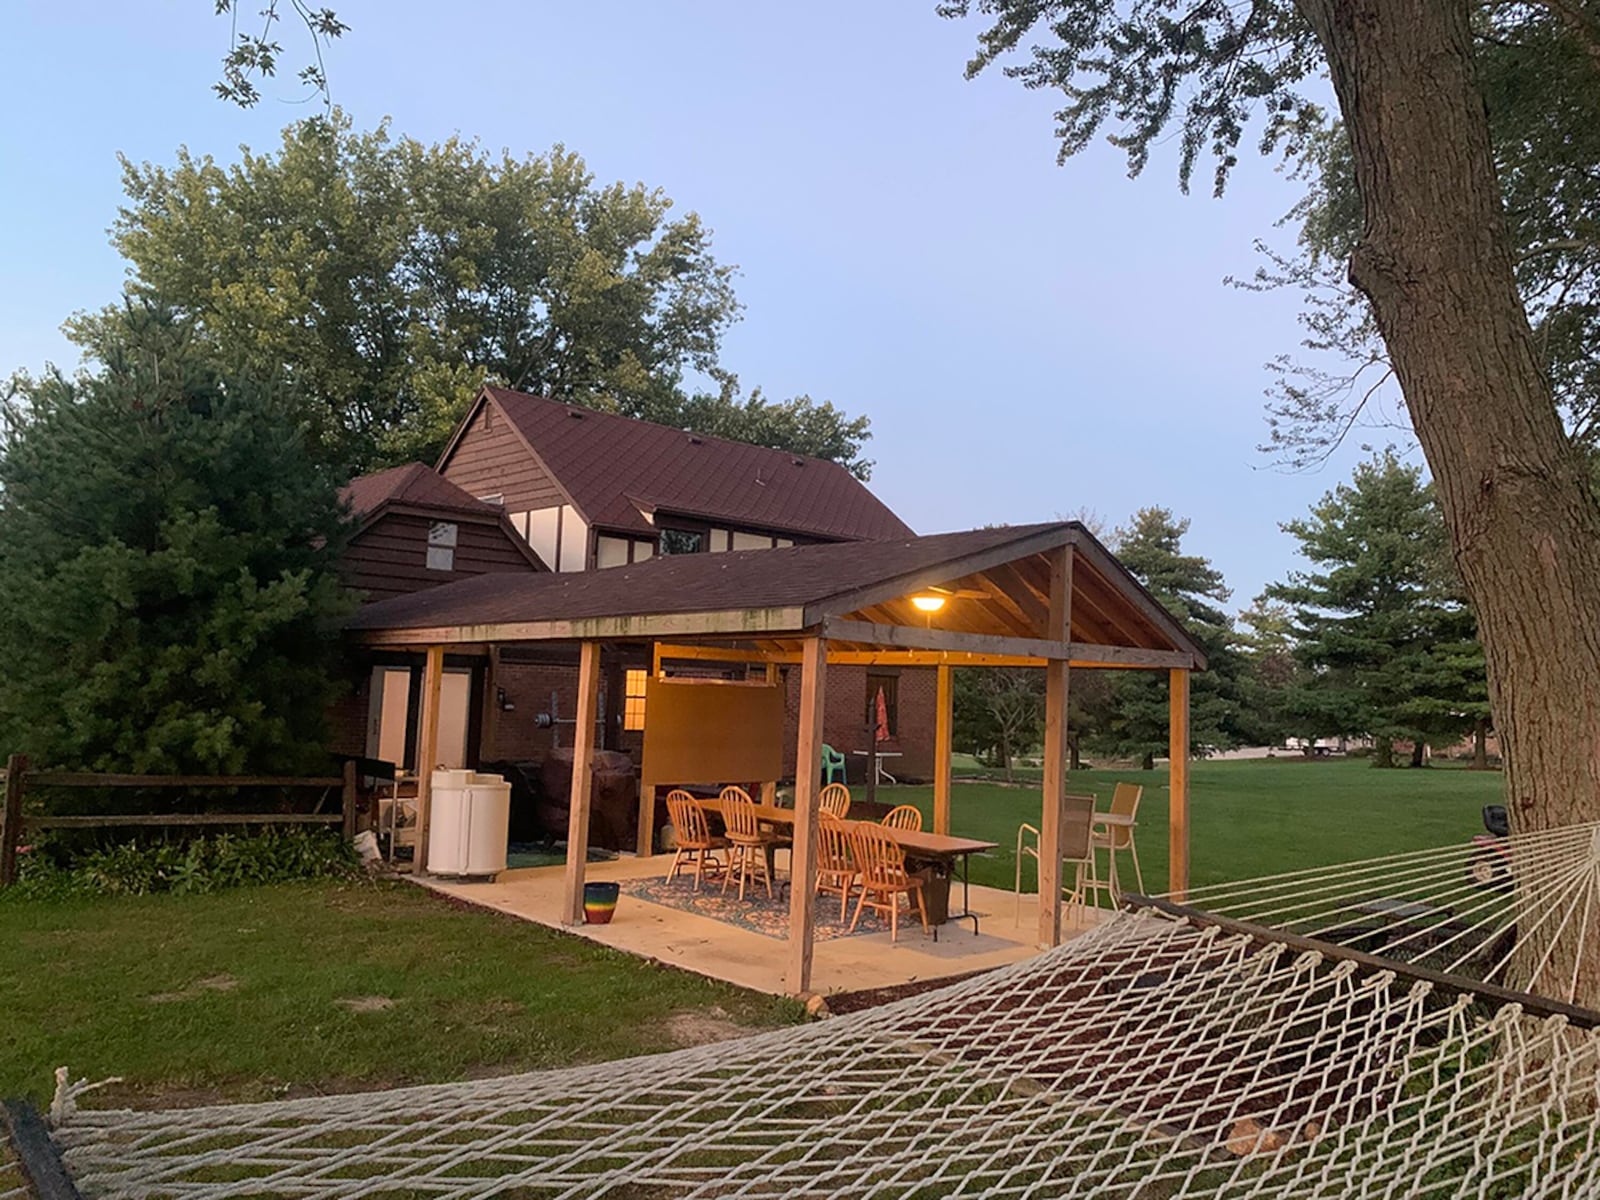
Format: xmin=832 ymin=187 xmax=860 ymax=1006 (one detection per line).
xmin=662 ymin=1007 xmax=764 ymax=1047
xmin=824 ymin=969 xmax=993 ymax=1015
xmin=147 ymin=974 xmax=240 ymax=1004
xmin=335 ymin=995 xmax=395 ymax=1013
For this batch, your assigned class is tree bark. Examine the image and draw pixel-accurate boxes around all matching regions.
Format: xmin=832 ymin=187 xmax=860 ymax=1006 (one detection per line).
xmin=1140 ymin=751 xmax=1155 ymax=771
xmin=1300 ymin=0 xmax=1600 ymax=1004
xmin=1409 ymin=741 xmax=1426 ymax=769
xmin=1474 ymin=717 xmax=1491 ymax=770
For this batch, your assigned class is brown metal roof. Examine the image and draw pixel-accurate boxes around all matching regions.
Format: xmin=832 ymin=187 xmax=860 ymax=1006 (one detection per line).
xmin=346 ymin=521 xmax=1206 ymax=666
xmin=459 ymin=386 xmax=913 ymax=542
xmin=342 ymin=463 xmax=501 ymax=523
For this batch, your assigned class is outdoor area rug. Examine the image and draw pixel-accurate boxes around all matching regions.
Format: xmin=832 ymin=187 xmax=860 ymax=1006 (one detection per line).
xmin=620 ymin=873 xmax=893 ymax=940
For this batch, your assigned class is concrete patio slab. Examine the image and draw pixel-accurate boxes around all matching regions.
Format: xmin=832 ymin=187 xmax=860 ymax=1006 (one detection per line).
xmin=412 ymin=854 xmax=1105 ymax=997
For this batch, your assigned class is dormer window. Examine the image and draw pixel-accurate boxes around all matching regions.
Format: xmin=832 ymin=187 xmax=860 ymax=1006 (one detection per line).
xmin=427 ymin=521 xmax=458 ymax=571
xmin=659 ymin=528 xmax=705 ymax=556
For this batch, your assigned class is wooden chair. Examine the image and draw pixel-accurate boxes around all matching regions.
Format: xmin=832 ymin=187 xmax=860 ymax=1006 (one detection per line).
xmin=815 ymin=812 xmax=858 ymax=921
xmin=1015 ymin=794 xmax=1100 ymax=926
xmin=665 ymin=790 xmax=725 ymax=891
xmin=720 ymin=786 xmax=778 ymax=901
xmin=848 ymin=821 xmax=929 ymax=943
xmin=881 ymin=804 xmax=923 ymax=833
xmin=820 ymin=782 xmax=852 ymax=818
xmin=1089 ymin=782 xmax=1145 ymax=902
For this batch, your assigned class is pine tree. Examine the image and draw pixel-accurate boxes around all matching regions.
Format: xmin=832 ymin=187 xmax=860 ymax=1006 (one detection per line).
xmin=1093 ymin=508 xmax=1244 ymax=769
xmin=1268 ymin=453 xmax=1488 ymax=767
xmin=0 ymin=305 xmax=353 ymax=774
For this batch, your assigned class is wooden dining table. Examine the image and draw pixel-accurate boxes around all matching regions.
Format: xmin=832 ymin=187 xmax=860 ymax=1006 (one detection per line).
xmin=695 ymin=798 xmax=999 ymax=935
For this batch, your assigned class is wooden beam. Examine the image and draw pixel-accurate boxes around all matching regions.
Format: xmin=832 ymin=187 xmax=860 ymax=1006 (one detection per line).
xmin=820 ymin=618 xmax=1071 ymax=662
xmin=982 ymin=560 xmax=1049 ymax=632
xmin=655 ymin=641 xmax=1191 ymax=670
xmin=1169 ymin=668 xmax=1191 ymax=900
xmin=787 ymin=636 xmax=827 ymax=997
xmin=355 ymin=607 xmax=808 ymax=648
xmin=1 ymin=1099 xmax=85 ymax=1200
xmin=341 ymin=759 xmax=360 ymax=841
xmin=656 ymin=644 xmax=792 ymax=665
xmin=636 ymin=784 xmax=658 ymax=857
xmin=413 ymin=646 xmax=445 ymax=874
xmin=22 ymin=773 xmax=343 ymax=788
xmin=761 ymin=662 xmax=781 ymax=808
xmin=802 ymin=524 xmax=1077 ymax=626
xmin=1 ymin=754 xmax=27 ymax=888
xmin=562 ymin=640 xmax=603 ymax=925
xmin=1066 ymin=643 xmax=1196 ymax=670
xmin=26 ymin=813 xmax=344 ymax=829
xmin=1039 ymin=546 xmax=1074 ymax=949
xmin=1067 ymin=531 xmax=1209 ymax=670
xmin=933 ymin=666 xmax=953 ymax=836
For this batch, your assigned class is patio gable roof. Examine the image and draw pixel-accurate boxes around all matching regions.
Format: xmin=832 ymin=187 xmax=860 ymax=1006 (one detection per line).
xmin=346 ymin=521 xmax=1207 ymax=669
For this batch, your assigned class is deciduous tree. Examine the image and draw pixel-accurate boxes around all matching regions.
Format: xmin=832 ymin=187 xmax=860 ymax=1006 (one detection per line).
xmin=90 ymin=115 xmax=873 ymax=474
xmin=945 ymin=0 xmax=1600 ymax=1001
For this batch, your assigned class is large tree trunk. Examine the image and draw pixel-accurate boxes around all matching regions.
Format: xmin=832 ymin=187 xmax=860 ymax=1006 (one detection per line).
xmin=1301 ymin=0 xmax=1600 ymax=1005
xmin=1473 ymin=717 xmax=1490 ymax=770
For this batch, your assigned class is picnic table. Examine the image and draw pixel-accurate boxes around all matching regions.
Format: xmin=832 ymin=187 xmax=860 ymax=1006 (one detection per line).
xmin=696 ymin=798 xmax=998 ymax=934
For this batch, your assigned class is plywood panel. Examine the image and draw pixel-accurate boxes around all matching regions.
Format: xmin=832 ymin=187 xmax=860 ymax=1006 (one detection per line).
xmin=640 ymin=678 xmax=785 ymax=787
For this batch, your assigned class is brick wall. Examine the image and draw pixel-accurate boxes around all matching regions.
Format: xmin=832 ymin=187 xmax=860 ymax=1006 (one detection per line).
xmin=338 ymin=649 xmax=938 ymax=784
xmin=779 ymin=663 xmax=937 ymax=783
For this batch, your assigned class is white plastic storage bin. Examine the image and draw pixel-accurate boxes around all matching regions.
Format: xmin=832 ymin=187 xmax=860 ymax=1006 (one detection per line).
xmin=427 ymin=769 xmax=511 ymax=878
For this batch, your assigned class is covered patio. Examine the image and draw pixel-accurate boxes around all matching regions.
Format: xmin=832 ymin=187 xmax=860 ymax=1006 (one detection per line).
xmin=348 ymin=521 xmax=1206 ymax=996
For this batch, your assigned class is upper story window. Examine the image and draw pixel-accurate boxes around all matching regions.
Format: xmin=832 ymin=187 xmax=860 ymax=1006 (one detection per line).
xmin=659 ymin=528 xmax=705 ymax=556
xmin=426 ymin=521 xmax=458 ymax=571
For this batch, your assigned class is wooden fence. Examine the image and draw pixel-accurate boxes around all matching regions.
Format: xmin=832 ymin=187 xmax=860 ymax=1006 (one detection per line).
xmin=0 ymin=753 xmax=359 ymax=887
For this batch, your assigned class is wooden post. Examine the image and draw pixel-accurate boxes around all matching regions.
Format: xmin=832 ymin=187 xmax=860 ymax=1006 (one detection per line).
xmin=1169 ymin=668 xmax=1191 ymax=900
xmin=636 ymin=784 xmax=658 ymax=857
xmin=562 ymin=640 xmax=603 ymax=925
xmin=933 ymin=665 xmax=953 ymax=835
xmin=1038 ymin=546 xmax=1073 ymax=949
xmin=341 ymin=758 xmax=359 ymax=841
xmin=761 ymin=662 xmax=781 ymax=808
xmin=480 ymin=645 xmax=501 ymax=761
xmin=787 ymin=636 xmax=828 ymax=996
xmin=1 ymin=754 xmax=27 ymax=888
xmin=413 ymin=646 xmax=446 ymax=873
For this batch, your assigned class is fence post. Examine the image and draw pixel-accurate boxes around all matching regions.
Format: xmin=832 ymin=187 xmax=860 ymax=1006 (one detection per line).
xmin=341 ymin=759 xmax=359 ymax=841
xmin=1 ymin=754 xmax=28 ymax=888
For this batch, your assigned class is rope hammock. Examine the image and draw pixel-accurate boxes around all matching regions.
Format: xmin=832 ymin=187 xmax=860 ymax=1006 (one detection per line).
xmin=49 ymin=821 xmax=1600 ymax=1199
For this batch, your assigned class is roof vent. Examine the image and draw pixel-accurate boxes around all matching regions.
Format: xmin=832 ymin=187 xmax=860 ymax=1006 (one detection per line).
xmin=688 ymin=435 xmax=703 ymax=445
xmin=791 ymin=458 xmax=805 ymax=467
xmin=567 ymin=409 xmax=585 ymax=419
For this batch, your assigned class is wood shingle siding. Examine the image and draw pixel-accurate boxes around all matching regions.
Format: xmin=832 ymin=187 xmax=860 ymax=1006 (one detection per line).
xmin=439 ymin=398 xmax=567 ymax=512
xmin=341 ymin=513 xmax=540 ymax=603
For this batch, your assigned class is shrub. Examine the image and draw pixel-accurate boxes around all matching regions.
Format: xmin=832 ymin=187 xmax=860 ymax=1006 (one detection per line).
xmin=6 ymin=827 xmax=360 ymax=901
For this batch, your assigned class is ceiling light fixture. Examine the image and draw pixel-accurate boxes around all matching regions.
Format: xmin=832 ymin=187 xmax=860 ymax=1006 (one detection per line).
xmin=911 ymin=594 xmax=947 ymax=613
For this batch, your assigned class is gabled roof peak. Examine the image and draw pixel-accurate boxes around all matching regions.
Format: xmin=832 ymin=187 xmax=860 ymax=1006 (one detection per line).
xmin=451 ymin=386 xmax=911 ymax=543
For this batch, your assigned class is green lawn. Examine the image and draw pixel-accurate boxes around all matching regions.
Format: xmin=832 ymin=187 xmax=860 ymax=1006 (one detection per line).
xmin=893 ymin=757 xmax=1505 ymax=893
xmin=0 ymin=880 xmax=801 ymax=1108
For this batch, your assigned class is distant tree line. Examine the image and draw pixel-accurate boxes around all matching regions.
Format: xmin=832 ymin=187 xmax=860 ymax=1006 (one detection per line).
xmin=954 ymin=455 xmax=1492 ymax=774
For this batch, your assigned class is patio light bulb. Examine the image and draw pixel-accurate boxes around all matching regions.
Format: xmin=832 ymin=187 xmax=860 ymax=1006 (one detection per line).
xmin=911 ymin=594 xmax=946 ymax=613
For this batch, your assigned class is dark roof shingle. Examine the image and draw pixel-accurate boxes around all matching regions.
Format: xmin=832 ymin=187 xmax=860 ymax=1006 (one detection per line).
xmin=475 ymin=387 xmax=913 ymax=542
xmin=342 ymin=463 xmax=501 ymax=522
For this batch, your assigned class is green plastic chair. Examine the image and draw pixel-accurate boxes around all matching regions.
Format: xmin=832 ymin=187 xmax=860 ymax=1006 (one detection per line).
xmin=821 ymin=743 xmax=847 ymax=785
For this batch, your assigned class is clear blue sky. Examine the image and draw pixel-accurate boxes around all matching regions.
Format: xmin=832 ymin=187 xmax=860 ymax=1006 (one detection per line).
xmin=0 ymin=1 xmax=1378 ymax=606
